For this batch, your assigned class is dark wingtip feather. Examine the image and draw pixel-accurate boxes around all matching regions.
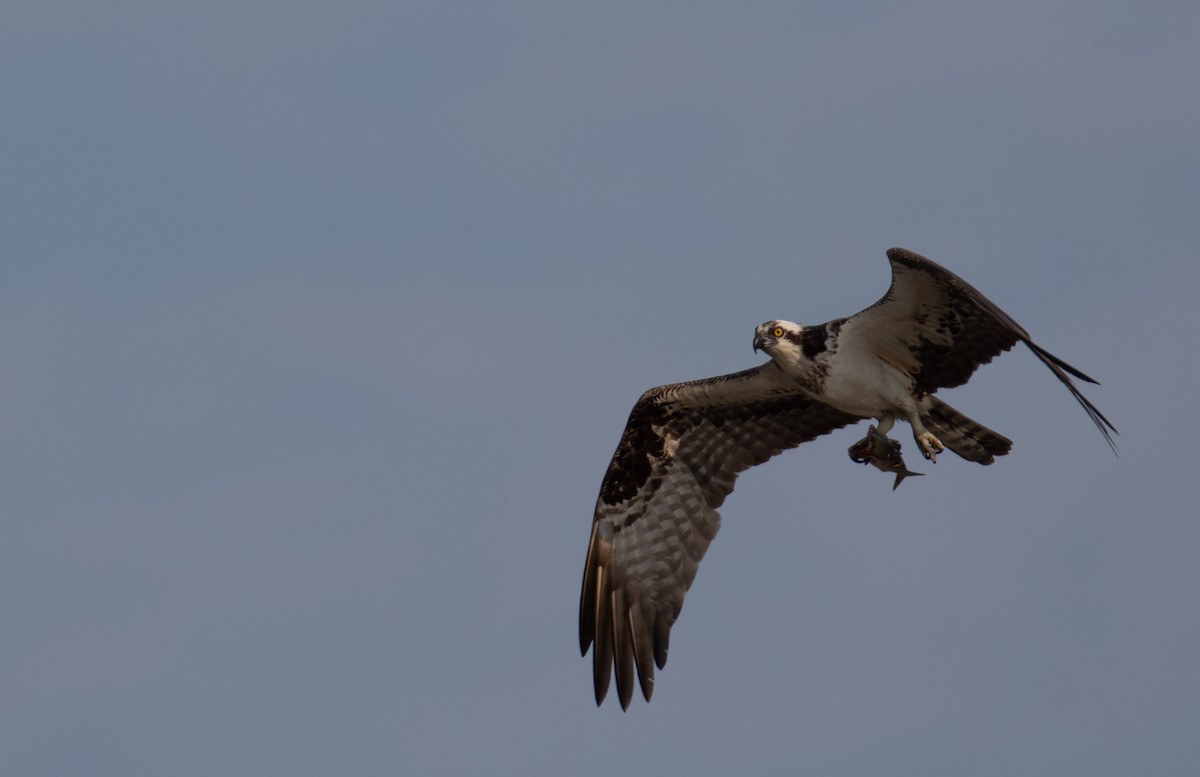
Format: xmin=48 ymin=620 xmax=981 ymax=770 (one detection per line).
xmin=628 ymin=604 xmax=657 ymax=703
xmin=1025 ymin=341 xmax=1119 ymax=455
xmin=653 ymin=616 xmax=671 ymax=669
xmin=1029 ymin=340 xmax=1102 ymax=385
xmin=611 ymin=589 xmax=635 ymax=710
xmin=579 ymin=547 xmax=597 ymax=656
xmin=591 ymin=567 xmax=612 ymax=706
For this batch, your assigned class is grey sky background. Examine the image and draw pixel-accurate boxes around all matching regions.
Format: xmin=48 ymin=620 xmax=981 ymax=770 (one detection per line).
xmin=3 ymin=2 xmax=1198 ymax=775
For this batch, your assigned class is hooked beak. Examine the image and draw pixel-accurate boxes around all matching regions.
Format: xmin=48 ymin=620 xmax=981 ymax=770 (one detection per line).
xmin=752 ymin=333 xmax=765 ymax=352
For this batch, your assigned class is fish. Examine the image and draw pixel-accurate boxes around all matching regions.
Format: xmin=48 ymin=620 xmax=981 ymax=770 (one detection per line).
xmin=847 ymin=425 xmax=925 ymax=491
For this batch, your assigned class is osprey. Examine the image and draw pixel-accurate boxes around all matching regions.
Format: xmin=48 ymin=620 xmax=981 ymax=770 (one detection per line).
xmin=580 ymin=247 xmax=1116 ymax=709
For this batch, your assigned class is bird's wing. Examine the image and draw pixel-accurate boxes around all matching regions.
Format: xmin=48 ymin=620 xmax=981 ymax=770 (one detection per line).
xmin=840 ymin=247 xmax=1116 ymax=450
xmin=580 ymin=362 xmax=862 ymax=709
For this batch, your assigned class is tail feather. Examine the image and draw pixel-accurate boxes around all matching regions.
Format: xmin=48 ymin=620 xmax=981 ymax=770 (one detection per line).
xmin=923 ymin=397 xmax=1012 ymax=464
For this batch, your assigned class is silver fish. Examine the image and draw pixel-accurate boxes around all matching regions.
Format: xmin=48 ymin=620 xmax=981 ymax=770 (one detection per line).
xmin=848 ymin=425 xmax=924 ymax=491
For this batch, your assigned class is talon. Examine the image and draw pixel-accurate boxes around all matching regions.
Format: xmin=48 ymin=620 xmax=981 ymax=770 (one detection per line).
xmin=917 ymin=432 xmax=943 ymax=462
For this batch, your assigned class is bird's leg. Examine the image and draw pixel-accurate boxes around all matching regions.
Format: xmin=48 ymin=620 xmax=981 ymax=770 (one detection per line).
xmin=875 ymin=414 xmax=896 ymax=438
xmin=871 ymin=415 xmax=904 ymax=456
xmin=913 ymin=427 xmax=944 ymax=462
xmin=917 ymin=432 xmax=943 ymax=461
xmin=890 ymin=403 xmax=943 ymax=462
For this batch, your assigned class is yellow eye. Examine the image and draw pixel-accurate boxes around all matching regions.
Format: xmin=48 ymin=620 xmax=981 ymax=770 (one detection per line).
xmin=772 ymin=327 xmax=784 ymax=338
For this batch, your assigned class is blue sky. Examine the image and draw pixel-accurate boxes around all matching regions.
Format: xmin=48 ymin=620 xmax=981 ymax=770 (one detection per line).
xmin=3 ymin=2 xmax=1198 ymax=775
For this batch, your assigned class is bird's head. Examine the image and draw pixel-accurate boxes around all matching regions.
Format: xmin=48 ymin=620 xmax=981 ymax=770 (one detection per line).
xmin=753 ymin=320 xmax=804 ymax=359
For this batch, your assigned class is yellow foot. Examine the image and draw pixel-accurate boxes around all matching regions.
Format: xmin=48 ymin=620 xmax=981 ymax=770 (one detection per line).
xmin=917 ymin=431 xmax=944 ymax=462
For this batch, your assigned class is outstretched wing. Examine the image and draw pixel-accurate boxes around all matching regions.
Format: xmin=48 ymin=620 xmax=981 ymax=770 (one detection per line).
xmin=841 ymin=247 xmax=1117 ymax=451
xmin=580 ymin=362 xmax=862 ymax=709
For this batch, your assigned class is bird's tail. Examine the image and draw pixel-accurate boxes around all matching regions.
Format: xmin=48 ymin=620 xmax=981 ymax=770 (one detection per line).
xmin=923 ymin=397 xmax=1012 ymax=465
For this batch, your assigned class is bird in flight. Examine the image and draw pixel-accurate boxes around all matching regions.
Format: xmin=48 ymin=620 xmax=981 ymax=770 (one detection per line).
xmin=579 ymin=247 xmax=1116 ymax=709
